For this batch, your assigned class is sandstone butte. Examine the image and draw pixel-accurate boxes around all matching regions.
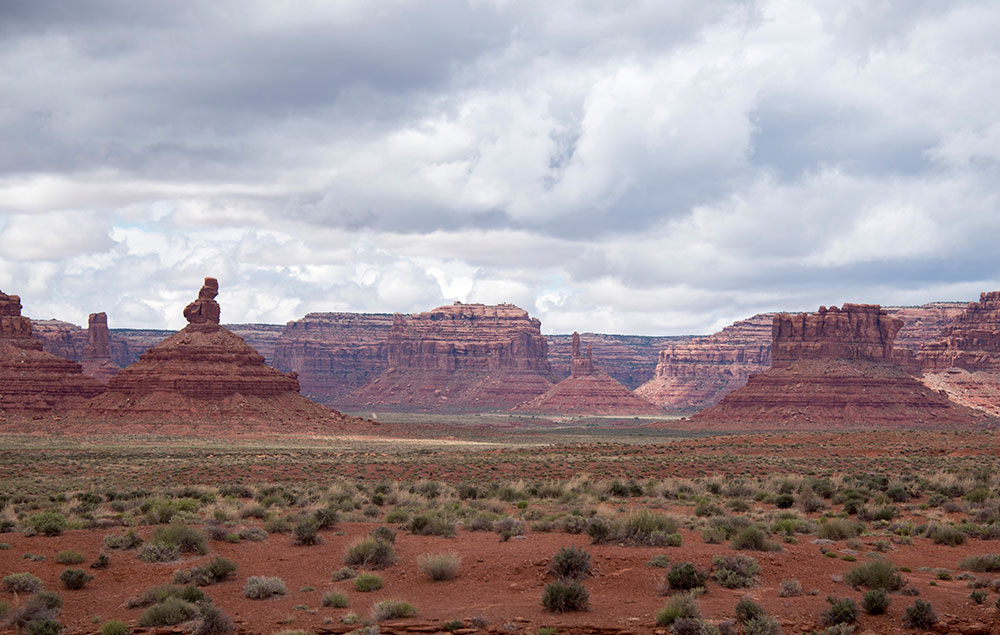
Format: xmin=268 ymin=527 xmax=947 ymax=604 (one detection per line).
xmin=78 ymin=312 xmax=121 ymax=383
xmin=692 ymin=303 xmax=983 ymax=429
xmin=637 ymin=302 xmax=967 ymax=412
xmin=918 ymin=291 xmax=1000 ymax=416
xmin=545 ymin=333 xmax=681 ymax=389
xmin=513 ymin=332 xmax=663 ymax=415
xmin=271 ymin=312 xmax=396 ymax=405
xmin=0 ymin=290 xmax=104 ymax=417
xmin=345 ymin=302 xmax=556 ymax=411
xmin=77 ymin=278 xmax=354 ymax=429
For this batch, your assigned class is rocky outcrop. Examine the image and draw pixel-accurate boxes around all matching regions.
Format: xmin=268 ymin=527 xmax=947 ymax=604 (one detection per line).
xmin=80 ymin=312 xmax=121 ymax=383
xmin=546 ymin=334 xmax=681 ymax=389
xmin=693 ymin=304 xmax=981 ymax=429
xmin=80 ymin=278 xmax=347 ymax=426
xmin=0 ymin=291 xmax=105 ymax=416
xmin=346 ymin=302 xmax=556 ymax=411
xmin=514 ymin=333 xmax=663 ymax=415
xmin=271 ymin=313 xmax=395 ymax=405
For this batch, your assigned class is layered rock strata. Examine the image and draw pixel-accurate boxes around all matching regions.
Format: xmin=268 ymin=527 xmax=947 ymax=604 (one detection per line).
xmin=346 ymin=302 xmax=556 ymax=411
xmin=546 ymin=333 xmax=683 ymax=389
xmin=694 ymin=304 xmax=980 ymax=428
xmin=271 ymin=313 xmax=395 ymax=404
xmin=0 ymin=291 xmax=104 ymax=416
xmin=81 ymin=278 xmax=343 ymax=424
xmin=80 ymin=312 xmax=121 ymax=383
xmin=515 ymin=333 xmax=663 ymax=415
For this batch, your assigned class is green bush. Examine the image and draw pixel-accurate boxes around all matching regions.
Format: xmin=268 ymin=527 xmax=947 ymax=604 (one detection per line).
xmin=344 ymin=537 xmax=396 ymax=569
xmin=926 ymin=524 xmax=966 ymax=546
xmin=405 ymin=513 xmax=456 ymax=537
xmin=371 ymin=526 xmax=396 ymax=543
xmin=137 ymin=541 xmax=180 ymax=563
xmin=744 ymin=615 xmax=781 ymax=635
xmin=647 ymin=555 xmax=671 ymax=568
xmin=712 ymin=554 xmax=760 ymax=588
xmin=292 ymin=518 xmax=320 ymax=546
xmin=902 ymin=599 xmax=937 ymax=629
xmin=193 ymin=604 xmax=235 ymax=635
xmin=137 ymin=597 xmax=200 ymax=626
xmin=100 ymin=620 xmax=130 ymax=635
xmin=322 ymin=591 xmax=349 ymax=608
xmin=959 ymin=553 xmax=1000 ymax=572
xmin=549 ymin=546 xmax=591 ymax=581
xmin=173 ymin=557 xmax=237 ymax=586
xmin=128 ymin=584 xmax=206 ymax=608
xmin=845 ymin=559 xmax=904 ymax=591
xmin=313 ymin=506 xmax=339 ymax=529
xmin=104 ymin=530 xmax=143 ymax=550
xmin=731 ymin=526 xmax=778 ymax=551
xmin=25 ymin=619 xmax=62 ymax=635
xmin=26 ymin=512 xmax=67 ymax=537
xmin=656 ymin=592 xmax=700 ymax=626
xmin=665 ymin=562 xmax=707 ymax=592
xmin=735 ymin=596 xmax=766 ymax=624
xmin=372 ymin=599 xmax=416 ymax=621
xmin=3 ymin=592 xmax=62 ymax=631
xmin=59 ymin=569 xmax=93 ymax=590
xmin=817 ymin=518 xmax=862 ymax=541
xmin=154 ymin=523 xmax=207 ymax=554
xmin=417 ymin=552 xmax=461 ymax=581
xmin=353 ymin=573 xmax=383 ymax=592
xmin=243 ymin=576 xmax=286 ymax=600
xmin=331 ymin=567 xmax=357 ymax=581
xmin=2 ymin=572 xmax=44 ymax=592
xmin=54 ymin=551 xmax=84 ymax=565
xmin=862 ymin=588 xmax=890 ymax=615
xmin=821 ymin=597 xmax=858 ymax=626
xmin=541 ymin=581 xmax=589 ymax=612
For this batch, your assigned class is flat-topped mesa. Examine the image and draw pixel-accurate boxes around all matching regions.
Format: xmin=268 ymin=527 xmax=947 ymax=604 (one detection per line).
xmin=346 ymin=302 xmax=556 ymax=411
xmin=693 ymin=304 xmax=981 ymax=429
xmin=0 ymin=290 xmax=104 ymax=416
xmin=79 ymin=278 xmax=348 ymax=427
xmin=919 ymin=291 xmax=1000 ymax=372
xmin=80 ymin=312 xmax=121 ymax=383
xmin=182 ymin=277 xmax=221 ymax=327
xmin=771 ymin=303 xmax=902 ymax=367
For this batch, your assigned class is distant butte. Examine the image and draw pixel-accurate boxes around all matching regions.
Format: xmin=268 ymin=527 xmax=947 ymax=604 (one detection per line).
xmin=693 ymin=303 xmax=983 ymax=429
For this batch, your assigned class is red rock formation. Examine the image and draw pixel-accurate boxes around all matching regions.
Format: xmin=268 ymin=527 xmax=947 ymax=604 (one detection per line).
xmin=514 ymin=333 xmax=663 ymax=415
xmin=0 ymin=291 xmax=105 ymax=416
xmin=693 ymin=304 xmax=981 ymax=429
xmin=271 ymin=313 xmax=395 ymax=404
xmin=346 ymin=302 xmax=556 ymax=411
xmin=80 ymin=313 xmax=121 ymax=383
xmin=546 ymin=333 xmax=681 ymax=389
xmin=80 ymin=278 xmax=347 ymax=426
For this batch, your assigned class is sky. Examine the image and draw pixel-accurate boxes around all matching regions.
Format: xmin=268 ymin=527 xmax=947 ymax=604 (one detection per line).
xmin=1 ymin=1 xmax=999 ymax=335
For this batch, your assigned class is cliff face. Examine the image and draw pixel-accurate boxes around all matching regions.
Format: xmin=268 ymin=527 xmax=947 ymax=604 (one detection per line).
xmin=0 ymin=291 xmax=104 ymax=416
xmin=347 ymin=302 xmax=556 ymax=411
xmin=693 ymin=304 xmax=980 ymax=429
xmin=80 ymin=312 xmax=121 ymax=383
xmin=271 ymin=313 xmax=395 ymax=404
xmin=638 ymin=303 xmax=965 ymax=412
xmin=546 ymin=333 xmax=682 ymax=389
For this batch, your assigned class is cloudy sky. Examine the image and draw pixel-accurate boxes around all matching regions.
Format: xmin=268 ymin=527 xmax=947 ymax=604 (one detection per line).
xmin=2 ymin=1 xmax=999 ymax=334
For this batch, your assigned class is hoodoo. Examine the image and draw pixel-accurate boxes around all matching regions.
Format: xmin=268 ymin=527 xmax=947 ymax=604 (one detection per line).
xmin=694 ymin=304 xmax=981 ymax=428
xmin=80 ymin=278 xmax=346 ymax=426
xmin=80 ymin=312 xmax=121 ymax=383
xmin=0 ymin=291 xmax=104 ymax=416
xmin=346 ymin=302 xmax=556 ymax=411
xmin=918 ymin=291 xmax=1000 ymax=416
xmin=514 ymin=332 xmax=663 ymax=415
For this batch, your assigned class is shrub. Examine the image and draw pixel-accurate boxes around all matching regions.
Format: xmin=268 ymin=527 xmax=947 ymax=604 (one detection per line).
xmin=731 ymin=526 xmax=778 ymax=551
xmin=495 ymin=517 xmax=526 ymax=541
xmin=100 ymin=620 xmax=130 ymax=635
xmin=25 ymin=619 xmax=63 ymax=635
xmin=371 ymin=526 xmax=396 ymax=543
xmin=417 ymin=552 xmax=461 ymax=581
xmin=665 ymin=562 xmax=707 ymax=592
xmin=243 ymin=576 xmax=286 ymax=600
xmin=59 ymin=569 xmax=93 ymax=590
xmin=744 ymin=615 xmax=781 ymax=635
xmin=712 ymin=554 xmax=760 ymax=588
xmin=821 ymin=597 xmax=858 ymax=626
xmin=862 ymin=588 xmax=890 ymax=615
xmin=173 ymin=557 xmax=237 ymax=586
xmin=735 ymin=597 xmax=766 ymax=624
xmin=372 ymin=599 xmax=417 ymax=621
xmin=104 ymin=530 xmax=143 ymax=550
xmin=322 ymin=591 xmax=349 ymax=608
xmin=137 ymin=597 xmax=200 ymax=626
xmin=331 ymin=567 xmax=357 ymax=581
xmin=54 ymin=551 xmax=84 ymax=565
xmin=778 ymin=579 xmax=802 ymax=597
xmin=648 ymin=555 xmax=671 ymax=568
xmin=619 ymin=510 xmax=681 ymax=545
xmin=90 ymin=553 xmax=109 ymax=569
xmin=405 ymin=513 xmax=456 ymax=537
xmin=656 ymin=592 xmax=701 ymax=626
xmin=774 ymin=494 xmax=795 ymax=509
xmin=344 ymin=537 xmax=397 ymax=569
xmin=137 ymin=541 xmax=180 ymax=563
xmin=127 ymin=585 xmax=206 ymax=608
xmin=970 ymin=589 xmax=987 ymax=604
xmin=313 ymin=506 xmax=339 ymax=529
xmin=550 ymin=546 xmax=591 ymax=581
xmin=817 ymin=518 xmax=862 ymax=541
xmin=541 ymin=581 xmax=589 ymax=612
xmin=154 ymin=523 xmax=207 ymax=554
xmin=26 ymin=512 xmax=67 ymax=537
xmin=845 ymin=559 xmax=904 ymax=591
xmin=959 ymin=554 xmax=1000 ymax=572
xmin=292 ymin=518 xmax=320 ymax=546
xmin=926 ymin=524 xmax=966 ymax=546
xmin=2 ymin=572 xmax=44 ymax=592
xmin=193 ymin=604 xmax=235 ymax=635
xmin=354 ymin=573 xmax=383 ymax=592
xmin=902 ymin=599 xmax=937 ymax=629
xmin=2 ymin=591 xmax=62 ymax=630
